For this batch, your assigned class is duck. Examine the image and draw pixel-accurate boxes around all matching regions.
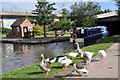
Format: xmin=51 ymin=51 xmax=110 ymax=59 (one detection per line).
xmin=66 ymin=53 xmax=78 ymax=59
xmin=44 ymin=57 xmax=56 ymax=65
xmin=98 ymin=50 xmax=107 ymax=61
xmin=75 ymin=42 xmax=95 ymax=65
xmin=73 ymin=63 xmax=88 ymax=76
xmin=39 ymin=54 xmax=51 ymax=74
xmin=58 ymin=56 xmax=72 ymax=69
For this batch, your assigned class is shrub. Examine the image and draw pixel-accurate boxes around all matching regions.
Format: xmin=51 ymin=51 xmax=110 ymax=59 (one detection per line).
xmin=33 ymin=25 xmax=44 ymax=35
xmin=0 ymin=27 xmax=12 ymax=35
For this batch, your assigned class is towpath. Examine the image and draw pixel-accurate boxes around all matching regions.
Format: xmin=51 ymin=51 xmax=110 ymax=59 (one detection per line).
xmin=65 ymin=38 xmax=120 ymax=79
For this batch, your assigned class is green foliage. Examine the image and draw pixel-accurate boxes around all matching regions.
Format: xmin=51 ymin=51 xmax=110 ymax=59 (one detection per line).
xmin=60 ymin=18 xmax=74 ymax=31
xmin=117 ymin=1 xmax=120 ymax=18
xmin=96 ymin=10 xmax=104 ymax=14
xmin=0 ymin=27 xmax=12 ymax=35
xmin=99 ymin=35 xmax=120 ymax=43
xmin=33 ymin=25 xmax=44 ymax=35
xmin=61 ymin=8 xmax=74 ymax=31
xmin=103 ymin=9 xmax=112 ymax=13
xmin=82 ymin=16 xmax=97 ymax=27
xmin=70 ymin=2 xmax=101 ymax=27
xmin=49 ymin=8 xmax=74 ymax=31
xmin=33 ymin=1 xmax=56 ymax=37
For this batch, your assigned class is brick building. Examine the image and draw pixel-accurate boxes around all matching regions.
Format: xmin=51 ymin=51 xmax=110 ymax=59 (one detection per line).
xmin=7 ymin=18 xmax=34 ymax=38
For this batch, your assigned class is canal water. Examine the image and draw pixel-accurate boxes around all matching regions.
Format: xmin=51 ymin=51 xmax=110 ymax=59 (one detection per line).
xmin=1 ymin=41 xmax=78 ymax=75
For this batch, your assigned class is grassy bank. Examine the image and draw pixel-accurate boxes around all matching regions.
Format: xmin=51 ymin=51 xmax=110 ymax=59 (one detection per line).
xmin=2 ymin=35 xmax=120 ymax=78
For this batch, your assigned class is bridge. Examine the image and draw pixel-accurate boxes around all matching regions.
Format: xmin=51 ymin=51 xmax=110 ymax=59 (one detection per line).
xmin=0 ymin=11 xmax=62 ymax=28
xmin=0 ymin=11 xmax=37 ymax=28
xmin=0 ymin=11 xmax=37 ymax=18
xmin=96 ymin=11 xmax=119 ymax=35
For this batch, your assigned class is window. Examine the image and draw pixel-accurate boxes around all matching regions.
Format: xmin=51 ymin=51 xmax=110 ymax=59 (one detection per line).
xmin=17 ymin=27 xmax=20 ymax=32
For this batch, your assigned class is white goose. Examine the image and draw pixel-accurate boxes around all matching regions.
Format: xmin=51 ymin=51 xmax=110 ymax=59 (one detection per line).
xmin=58 ymin=56 xmax=72 ymax=69
xmin=44 ymin=57 xmax=56 ymax=64
xmin=98 ymin=50 xmax=107 ymax=61
xmin=66 ymin=53 xmax=78 ymax=59
xmin=57 ymin=56 xmax=67 ymax=63
xmin=75 ymin=42 xmax=85 ymax=57
xmin=39 ymin=54 xmax=51 ymax=74
xmin=75 ymin=42 xmax=95 ymax=65
xmin=83 ymin=52 xmax=95 ymax=65
xmin=73 ymin=63 xmax=88 ymax=76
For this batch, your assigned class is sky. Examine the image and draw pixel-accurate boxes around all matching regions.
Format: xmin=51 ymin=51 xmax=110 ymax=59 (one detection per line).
xmin=1 ymin=0 xmax=118 ymax=13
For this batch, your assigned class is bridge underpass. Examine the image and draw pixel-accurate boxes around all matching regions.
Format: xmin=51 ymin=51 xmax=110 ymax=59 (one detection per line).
xmin=97 ymin=11 xmax=119 ymax=35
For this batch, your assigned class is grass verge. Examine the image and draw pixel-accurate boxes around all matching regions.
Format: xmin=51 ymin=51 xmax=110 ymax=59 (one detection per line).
xmin=1 ymin=35 xmax=120 ymax=78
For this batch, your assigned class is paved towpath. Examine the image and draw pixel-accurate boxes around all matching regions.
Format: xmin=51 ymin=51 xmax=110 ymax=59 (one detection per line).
xmin=65 ymin=39 xmax=120 ymax=79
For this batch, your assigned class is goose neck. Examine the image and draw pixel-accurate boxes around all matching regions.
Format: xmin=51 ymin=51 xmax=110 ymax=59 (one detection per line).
xmin=76 ymin=43 xmax=80 ymax=50
xmin=41 ymin=55 xmax=44 ymax=64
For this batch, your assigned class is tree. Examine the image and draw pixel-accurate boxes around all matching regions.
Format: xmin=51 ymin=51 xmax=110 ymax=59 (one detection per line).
xmin=113 ymin=0 xmax=120 ymax=21
xmin=49 ymin=21 xmax=62 ymax=37
xmin=33 ymin=25 xmax=44 ymax=36
xmin=49 ymin=8 xmax=74 ymax=37
xmin=70 ymin=2 xmax=101 ymax=27
xmin=60 ymin=8 xmax=74 ymax=31
xmin=117 ymin=1 xmax=120 ymax=19
xmin=33 ymin=0 xmax=56 ymax=37
xmin=104 ymin=9 xmax=112 ymax=13
xmin=82 ymin=16 xmax=97 ymax=27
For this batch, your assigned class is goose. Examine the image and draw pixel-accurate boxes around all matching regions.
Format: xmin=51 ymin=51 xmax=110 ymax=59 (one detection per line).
xmin=58 ymin=56 xmax=72 ymax=69
xmin=83 ymin=52 xmax=95 ymax=65
xmin=75 ymin=42 xmax=95 ymax=65
xmin=73 ymin=63 xmax=88 ymax=76
xmin=44 ymin=58 xmax=49 ymax=62
xmin=39 ymin=54 xmax=51 ymax=74
xmin=66 ymin=53 xmax=78 ymax=59
xmin=57 ymin=56 xmax=67 ymax=63
xmin=98 ymin=50 xmax=107 ymax=61
xmin=44 ymin=57 xmax=56 ymax=64
xmin=74 ymin=42 xmax=85 ymax=57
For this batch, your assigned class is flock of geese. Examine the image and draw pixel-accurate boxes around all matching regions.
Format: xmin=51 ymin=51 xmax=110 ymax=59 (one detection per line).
xmin=39 ymin=42 xmax=107 ymax=76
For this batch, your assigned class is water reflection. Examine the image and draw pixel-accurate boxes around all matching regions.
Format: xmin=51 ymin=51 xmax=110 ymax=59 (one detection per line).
xmin=1 ymin=41 xmax=74 ymax=74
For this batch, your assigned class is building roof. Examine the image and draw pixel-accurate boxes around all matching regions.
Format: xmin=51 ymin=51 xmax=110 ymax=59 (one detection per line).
xmin=11 ymin=19 xmax=26 ymax=27
xmin=96 ymin=11 xmax=118 ymax=19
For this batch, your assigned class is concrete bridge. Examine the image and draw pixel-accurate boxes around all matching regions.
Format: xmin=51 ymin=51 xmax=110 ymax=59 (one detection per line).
xmin=0 ymin=11 xmax=37 ymax=18
xmin=0 ymin=11 xmax=37 ymax=28
xmin=96 ymin=11 xmax=119 ymax=35
xmin=0 ymin=11 xmax=62 ymax=28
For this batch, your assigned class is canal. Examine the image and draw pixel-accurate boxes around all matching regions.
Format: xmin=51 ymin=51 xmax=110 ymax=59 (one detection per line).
xmin=1 ymin=41 xmax=77 ymax=75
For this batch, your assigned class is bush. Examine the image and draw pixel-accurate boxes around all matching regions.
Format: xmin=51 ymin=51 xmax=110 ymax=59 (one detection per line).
xmin=0 ymin=27 xmax=12 ymax=35
xmin=33 ymin=25 xmax=44 ymax=35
